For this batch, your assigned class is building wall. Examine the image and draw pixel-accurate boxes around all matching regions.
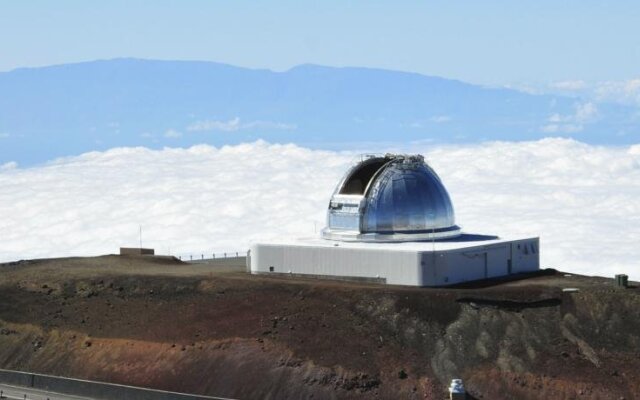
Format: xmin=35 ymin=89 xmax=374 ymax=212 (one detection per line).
xmin=510 ymin=238 xmax=540 ymax=273
xmin=119 ymin=247 xmax=155 ymax=256
xmin=251 ymin=244 xmax=421 ymax=286
xmin=251 ymin=238 xmax=540 ymax=287
xmin=422 ymin=244 xmax=508 ymax=286
xmin=420 ymin=238 xmax=539 ymax=286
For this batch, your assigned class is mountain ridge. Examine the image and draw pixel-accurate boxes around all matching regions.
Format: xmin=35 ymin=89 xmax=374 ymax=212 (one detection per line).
xmin=0 ymin=58 xmax=636 ymax=165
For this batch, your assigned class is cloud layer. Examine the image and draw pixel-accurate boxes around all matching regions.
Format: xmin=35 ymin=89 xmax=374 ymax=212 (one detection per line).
xmin=1 ymin=139 xmax=639 ymax=280
xmin=541 ymin=102 xmax=599 ymax=133
xmin=548 ymin=78 xmax=640 ymax=107
xmin=186 ymin=117 xmax=297 ymax=132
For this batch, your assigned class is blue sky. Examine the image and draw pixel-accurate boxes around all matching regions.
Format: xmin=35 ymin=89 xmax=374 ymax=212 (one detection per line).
xmin=1 ymin=0 xmax=638 ymax=85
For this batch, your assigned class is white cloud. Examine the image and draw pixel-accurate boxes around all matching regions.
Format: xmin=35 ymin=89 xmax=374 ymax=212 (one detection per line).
xmin=541 ymin=102 xmax=599 ymax=133
xmin=540 ymin=123 xmax=582 ymax=134
xmin=594 ymin=79 xmax=640 ymax=106
xmin=504 ymin=83 xmax=542 ymax=95
xmin=542 ymin=78 xmax=640 ymax=107
xmin=188 ymin=117 xmax=242 ymax=132
xmin=404 ymin=116 xmax=452 ymax=129
xmin=551 ymin=80 xmax=587 ymax=91
xmin=1 ymin=139 xmax=639 ymax=280
xmin=0 ymin=161 xmax=17 ymax=170
xmin=164 ymin=129 xmax=183 ymax=138
xmin=574 ymin=102 xmax=599 ymax=122
xmin=186 ymin=117 xmax=297 ymax=132
xmin=430 ymin=115 xmax=452 ymax=123
xmin=0 ymin=133 xmax=9 ymax=139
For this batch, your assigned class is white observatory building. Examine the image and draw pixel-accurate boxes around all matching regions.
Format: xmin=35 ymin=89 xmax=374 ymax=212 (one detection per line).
xmin=250 ymin=154 xmax=539 ymax=286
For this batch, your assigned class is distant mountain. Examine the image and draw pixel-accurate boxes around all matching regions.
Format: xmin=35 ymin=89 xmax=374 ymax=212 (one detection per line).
xmin=0 ymin=58 xmax=637 ymax=165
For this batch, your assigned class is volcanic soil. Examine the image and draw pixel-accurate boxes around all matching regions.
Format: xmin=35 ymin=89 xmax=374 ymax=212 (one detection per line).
xmin=0 ymin=255 xmax=639 ymax=399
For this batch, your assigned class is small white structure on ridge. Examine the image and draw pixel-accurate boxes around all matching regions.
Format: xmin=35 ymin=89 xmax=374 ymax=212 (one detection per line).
xmin=449 ymin=378 xmax=466 ymax=399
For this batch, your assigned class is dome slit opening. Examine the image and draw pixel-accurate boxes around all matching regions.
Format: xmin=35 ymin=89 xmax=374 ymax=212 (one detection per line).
xmin=339 ymin=158 xmax=389 ymax=195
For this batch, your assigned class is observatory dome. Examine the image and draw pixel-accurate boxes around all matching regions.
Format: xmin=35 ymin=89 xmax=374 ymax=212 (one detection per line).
xmin=321 ymin=154 xmax=461 ymax=242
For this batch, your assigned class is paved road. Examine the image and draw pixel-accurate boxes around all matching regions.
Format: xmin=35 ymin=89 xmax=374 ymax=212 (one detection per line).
xmin=0 ymin=383 xmax=92 ymax=400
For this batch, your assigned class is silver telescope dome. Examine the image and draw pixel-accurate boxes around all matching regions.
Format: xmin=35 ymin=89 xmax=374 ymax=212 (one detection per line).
xmin=321 ymin=154 xmax=461 ymax=242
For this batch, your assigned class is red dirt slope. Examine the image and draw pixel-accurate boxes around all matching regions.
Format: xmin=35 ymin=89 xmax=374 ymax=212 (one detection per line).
xmin=0 ymin=255 xmax=639 ymax=399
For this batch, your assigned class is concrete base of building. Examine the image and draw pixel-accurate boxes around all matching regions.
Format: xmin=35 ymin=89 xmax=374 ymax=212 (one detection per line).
xmin=250 ymin=234 xmax=540 ymax=287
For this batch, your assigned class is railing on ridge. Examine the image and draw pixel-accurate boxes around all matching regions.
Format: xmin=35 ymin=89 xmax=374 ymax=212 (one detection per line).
xmin=174 ymin=250 xmax=248 ymax=262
